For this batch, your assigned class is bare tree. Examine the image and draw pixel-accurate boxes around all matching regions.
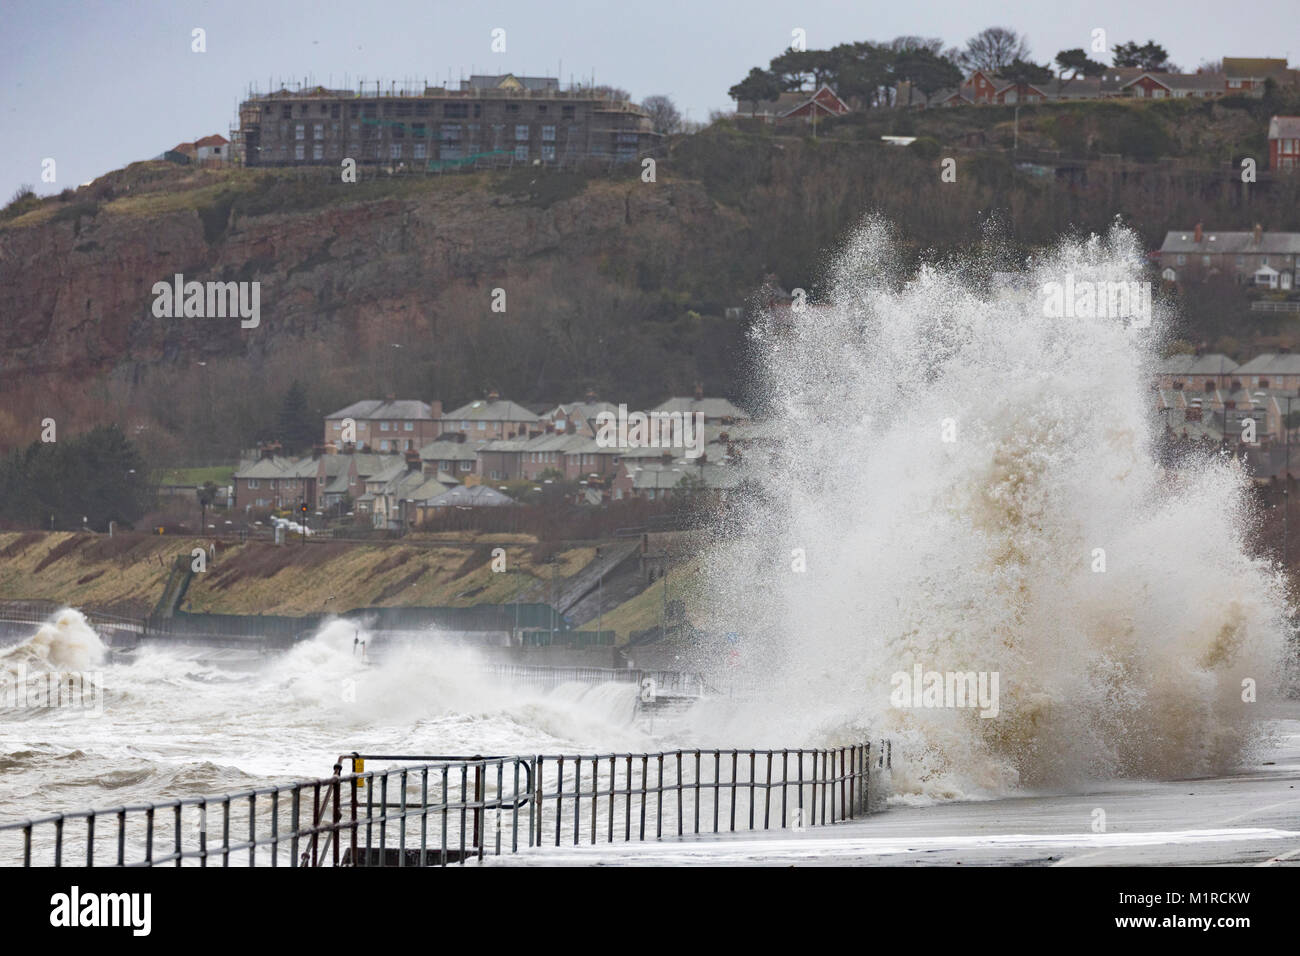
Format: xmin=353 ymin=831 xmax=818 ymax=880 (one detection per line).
xmin=641 ymin=95 xmax=683 ymax=135
xmin=960 ymin=27 xmax=1032 ymax=75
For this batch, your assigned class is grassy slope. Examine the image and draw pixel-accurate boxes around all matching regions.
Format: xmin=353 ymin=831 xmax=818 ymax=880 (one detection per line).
xmin=0 ymin=531 xmax=656 ymax=635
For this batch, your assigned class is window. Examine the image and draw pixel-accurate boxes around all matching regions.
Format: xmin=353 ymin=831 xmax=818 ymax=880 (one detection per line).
xmin=414 ymin=143 xmax=426 ymax=159
xmin=350 ymin=475 xmax=356 ymax=486
xmin=541 ymin=125 xmax=555 ymax=141
xmin=380 ymin=440 xmax=389 ymax=451
xmin=1176 ymin=254 xmax=1186 ymax=266
xmin=542 ymin=145 xmax=556 ymax=161
xmin=295 ymin=124 xmax=305 ymax=140
xmin=444 ymin=103 xmax=469 ymax=118
xmin=514 ymin=145 xmax=528 ymax=160
xmin=515 ymin=125 xmax=530 ymax=140
xmin=312 ymin=143 xmax=323 ymax=160
xmin=295 ymin=144 xmax=305 ymax=160
xmin=1202 ymin=255 xmax=1211 ymax=267
xmin=248 ymin=479 xmax=259 ymax=489
xmin=404 ymin=422 xmax=413 ymax=431
xmin=380 ymin=422 xmax=389 ymax=431
xmin=459 ymin=461 xmax=472 ymax=472
xmin=390 ymin=143 xmax=402 ymax=159
xmin=440 ymin=124 xmax=462 ymax=141
xmin=314 ymin=124 xmax=323 ymax=140
xmin=478 ymin=421 xmax=487 ymax=431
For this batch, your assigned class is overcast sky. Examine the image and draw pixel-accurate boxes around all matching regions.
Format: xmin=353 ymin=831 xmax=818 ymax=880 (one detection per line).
xmin=2 ymin=0 xmax=1296 ymax=202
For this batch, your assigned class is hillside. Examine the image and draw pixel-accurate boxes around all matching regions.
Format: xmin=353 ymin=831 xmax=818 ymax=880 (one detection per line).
xmin=0 ymin=530 xmax=697 ymax=643
xmin=4 ymin=100 xmax=1300 ymax=460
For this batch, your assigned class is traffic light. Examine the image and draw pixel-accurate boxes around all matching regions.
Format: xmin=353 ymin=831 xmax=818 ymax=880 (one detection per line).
xmin=300 ymin=502 xmax=308 ymax=516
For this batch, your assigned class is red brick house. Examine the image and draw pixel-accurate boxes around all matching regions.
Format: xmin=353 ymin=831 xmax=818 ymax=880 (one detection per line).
xmin=1269 ymin=116 xmax=1300 ymax=170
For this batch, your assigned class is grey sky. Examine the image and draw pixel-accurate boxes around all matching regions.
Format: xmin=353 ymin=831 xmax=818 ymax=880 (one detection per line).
xmin=2 ymin=0 xmax=1295 ymax=202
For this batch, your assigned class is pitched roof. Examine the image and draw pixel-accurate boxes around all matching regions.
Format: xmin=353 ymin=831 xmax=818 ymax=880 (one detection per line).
xmin=1159 ymin=230 xmax=1300 ymax=255
xmin=1223 ymin=58 xmax=1289 ymax=78
xmin=1123 ymin=72 xmax=1226 ymax=92
xmin=1157 ymin=353 xmax=1240 ymax=376
xmin=426 ymin=484 xmax=514 ymax=508
xmin=1233 ymin=353 xmax=1300 ymax=376
xmin=234 ymin=456 xmax=297 ymax=479
xmin=194 ymin=134 xmax=230 ymax=147
xmin=418 ymin=439 xmax=486 ymax=461
xmin=442 ymin=399 xmax=540 ymax=422
xmin=1269 ymin=116 xmax=1300 ymax=139
xmin=652 ymin=396 xmax=749 ymax=420
xmin=326 ymin=399 xmax=434 ymax=420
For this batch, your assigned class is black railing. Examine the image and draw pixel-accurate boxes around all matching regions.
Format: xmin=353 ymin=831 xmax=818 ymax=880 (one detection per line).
xmin=0 ymin=741 xmax=890 ymax=867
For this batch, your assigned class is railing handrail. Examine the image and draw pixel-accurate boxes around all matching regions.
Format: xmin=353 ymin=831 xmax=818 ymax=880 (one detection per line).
xmin=1 ymin=740 xmax=890 ymax=867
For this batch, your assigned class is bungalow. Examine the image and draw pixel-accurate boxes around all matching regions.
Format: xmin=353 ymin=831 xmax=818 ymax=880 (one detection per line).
xmin=1268 ymin=116 xmax=1300 ymax=171
xmin=734 ymin=84 xmax=850 ymax=125
xmin=610 ymin=459 xmax=742 ymax=501
xmin=1122 ymin=72 xmax=1226 ymax=100
xmin=194 ymin=134 xmax=230 ymax=163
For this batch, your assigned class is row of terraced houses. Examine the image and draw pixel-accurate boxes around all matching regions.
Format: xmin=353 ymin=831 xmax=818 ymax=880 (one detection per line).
xmin=233 ymin=388 xmax=760 ymax=530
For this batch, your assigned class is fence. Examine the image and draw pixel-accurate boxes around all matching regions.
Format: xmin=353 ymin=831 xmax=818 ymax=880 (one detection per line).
xmin=0 ymin=742 xmax=890 ymax=867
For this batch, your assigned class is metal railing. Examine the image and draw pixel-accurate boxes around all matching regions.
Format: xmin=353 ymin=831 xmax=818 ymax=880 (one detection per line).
xmin=0 ymin=741 xmax=890 ymax=867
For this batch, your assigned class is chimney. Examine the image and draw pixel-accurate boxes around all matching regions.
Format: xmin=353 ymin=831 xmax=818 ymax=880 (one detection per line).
xmin=404 ymin=449 xmax=421 ymax=472
xmin=487 ymin=389 xmax=500 ymax=401
xmin=1193 ymin=222 xmax=1203 ymax=243
xmin=311 ymin=444 xmax=323 ymax=460
xmin=429 ymin=399 xmax=443 ymax=420
xmin=1253 ymin=223 xmax=1263 ymax=244
xmin=693 ymin=382 xmax=704 ymax=401
xmin=385 ymin=392 xmax=396 ymax=404
xmin=584 ymin=387 xmax=597 ymax=402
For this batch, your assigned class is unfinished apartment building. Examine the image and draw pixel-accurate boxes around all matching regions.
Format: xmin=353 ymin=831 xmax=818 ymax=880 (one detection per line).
xmin=233 ymin=74 xmax=656 ymax=169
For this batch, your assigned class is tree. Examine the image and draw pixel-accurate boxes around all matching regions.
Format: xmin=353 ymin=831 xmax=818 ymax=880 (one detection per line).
xmin=1055 ymin=48 xmax=1106 ymax=85
xmin=1002 ymin=58 xmax=1055 ymax=95
xmin=641 ymin=95 xmax=682 ymax=135
xmin=0 ymin=425 xmax=148 ymax=531
xmin=827 ymin=41 xmax=894 ymax=107
xmin=1112 ymin=40 xmax=1174 ymax=72
xmin=960 ymin=27 xmax=1031 ymax=75
xmin=728 ymin=67 xmax=783 ymax=105
xmin=276 ymin=380 xmax=316 ymax=453
xmin=895 ymin=48 xmax=964 ymax=105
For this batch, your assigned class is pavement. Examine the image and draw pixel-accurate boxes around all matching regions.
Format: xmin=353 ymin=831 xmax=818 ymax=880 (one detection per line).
xmin=484 ymin=701 xmax=1300 ymax=866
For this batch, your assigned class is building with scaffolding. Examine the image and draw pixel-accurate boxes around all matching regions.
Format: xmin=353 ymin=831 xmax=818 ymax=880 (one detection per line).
xmin=232 ymin=74 xmax=657 ymax=169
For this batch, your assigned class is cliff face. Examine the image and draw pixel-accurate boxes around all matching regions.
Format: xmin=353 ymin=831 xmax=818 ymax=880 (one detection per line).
xmin=0 ymin=168 xmax=738 ymax=392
